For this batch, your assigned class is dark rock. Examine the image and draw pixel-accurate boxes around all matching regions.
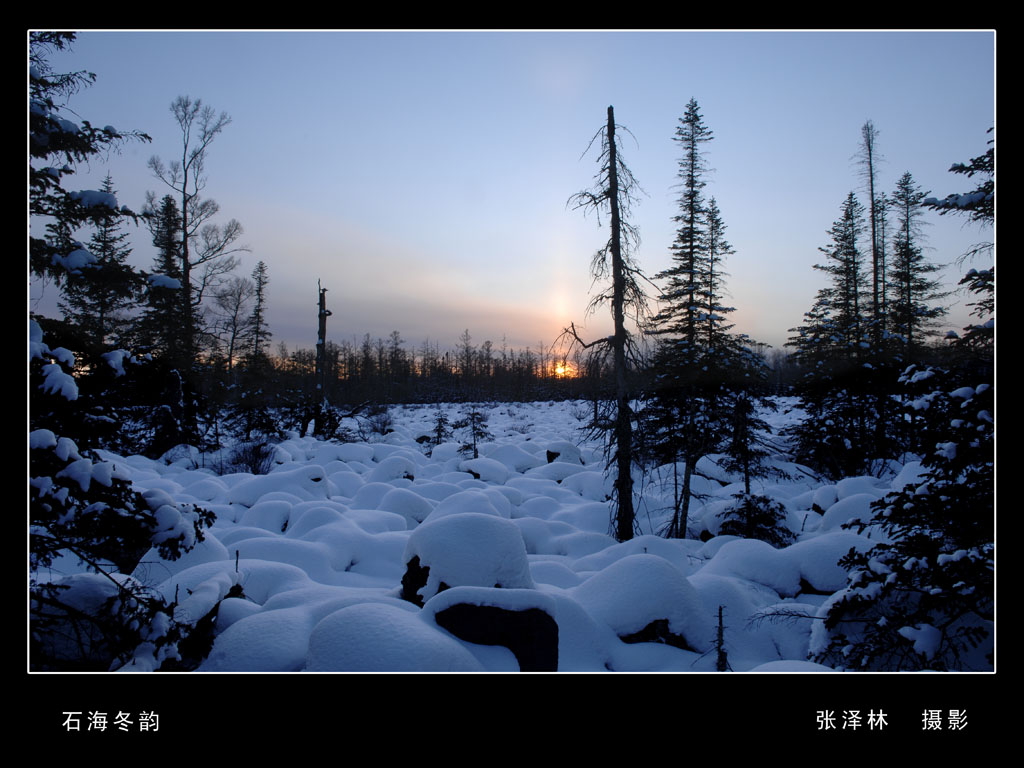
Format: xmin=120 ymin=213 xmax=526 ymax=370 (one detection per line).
xmin=619 ymin=618 xmax=697 ymax=652
xmin=400 ymin=555 xmax=430 ymax=607
xmin=434 ymin=602 xmax=558 ymax=671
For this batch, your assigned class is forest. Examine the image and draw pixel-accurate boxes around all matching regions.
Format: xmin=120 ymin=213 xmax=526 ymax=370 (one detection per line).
xmin=29 ymin=32 xmax=993 ymax=677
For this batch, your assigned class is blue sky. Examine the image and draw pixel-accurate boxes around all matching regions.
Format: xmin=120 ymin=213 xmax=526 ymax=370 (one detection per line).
xmin=31 ymin=30 xmax=995 ymax=355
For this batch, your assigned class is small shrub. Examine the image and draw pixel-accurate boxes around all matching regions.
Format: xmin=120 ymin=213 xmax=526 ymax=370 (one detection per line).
xmin=717 ymin=493 xmax=795 ymax=548
xmin=359 ymin=406 xmax=393 ymax=439
xmin=229 ymin=441 xmax=276 ymax=475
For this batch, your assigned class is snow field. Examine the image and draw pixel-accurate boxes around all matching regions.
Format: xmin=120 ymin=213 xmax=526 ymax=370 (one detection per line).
xmin=87 ymin=399 xmax=927 ymax=672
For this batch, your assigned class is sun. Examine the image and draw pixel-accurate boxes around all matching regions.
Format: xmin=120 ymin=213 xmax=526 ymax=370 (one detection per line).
xmin=554 ymin=362 xmax=575 ymax=378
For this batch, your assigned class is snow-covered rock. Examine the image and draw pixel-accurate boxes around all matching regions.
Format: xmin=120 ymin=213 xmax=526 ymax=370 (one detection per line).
xmin=571 ymin=554 xmax=712 ymax=652
xmin=401 ymin=512 xmax=534 ymax=605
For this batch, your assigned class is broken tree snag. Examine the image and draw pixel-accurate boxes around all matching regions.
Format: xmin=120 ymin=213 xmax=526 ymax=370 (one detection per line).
xmin=313 ymin=280 xmax=333 ymax=436
xmin=315 ymin=280 xmax=332 ymax=398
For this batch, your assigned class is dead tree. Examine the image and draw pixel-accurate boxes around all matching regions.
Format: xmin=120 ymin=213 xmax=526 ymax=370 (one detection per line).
xmin=313 ymin=280 xmax=333 ymax=436
xmin=561 ymin=106 xmax=649 ymax=542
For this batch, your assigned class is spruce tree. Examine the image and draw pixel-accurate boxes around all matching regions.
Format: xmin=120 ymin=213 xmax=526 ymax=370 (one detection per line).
xmin=701 ymin=198 xmax=740 ymax=360
xmin=29 ymin=33 xmax=213 ymax=671
xmin=645 ymin=101 xmax=755 ymax=538
xmin=888 ymin=171 xmax=947 ymax=362
xmin=57 ymin=174 xmax=142 ymax=358
xmin=811 ymin=364 xmax=993 ymax=670
xmin=815 ymin=192 xmax=868 ymax=353
xmin=811 ymin=133 xmax=994 ymax=671
xmin=247 ymin=260 xmax=273 ymax=367
xmin=651 ymin=98 xmax=713 ymax=363
xmin=454 ymin=405 xmax=493 ymax=460
xmin=29 ymin=33 xmax=150 ymax=284
xmin=786 ymin=192 xmax=887 ymax=480
xmin=924 ymin=128 xmax=994 ymax=361
xmin=138 ymin=194 xmax=186 ymax=364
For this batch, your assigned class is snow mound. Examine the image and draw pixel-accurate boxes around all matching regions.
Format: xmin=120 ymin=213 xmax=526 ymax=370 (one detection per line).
xmin=701 ymin=538 xmax=801 ymax=596
xmin=420 ymin=489 xmax=507 ymax=524
xmin=571 ymin=554 xmax=712 ymax=652
xmin=748 ymin=660 xmax=836 ymax=672
xmin=459 ymin=457 xmax=511 ymax=484
xmin=818 ymin=493 xmax=880 ymax=533
xmin=402 ymin=512 xmax=534 ymax=604
xmin=781 ymin=531 xmax=874 ymax=593
xmin=485 ymin=444 xmax=545 ymax=472
xmin=306 ymin=602 xmax=485 ymax=672
xmin=227 ymin=465 xmax=330 ymax=506
xmin=376 ymin=486 xmax=434 ymax=528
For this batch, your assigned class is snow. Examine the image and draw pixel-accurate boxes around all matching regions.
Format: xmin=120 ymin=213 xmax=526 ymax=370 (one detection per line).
xmin=305 ymin=602 xmax=485 ymax=672
xmin=147 ymin=273 xmax=182 ymax=289
xmin=403 ymin=512 xmax=534 ymax=603
xmin=39 ymin=399 xmax=960 ymax=672
xmin=572 ymin=553 xmax=712 ymax=651
xmin=896 ymin=623 xmax=942 ymax=659
xmin=52 ymin=248 xmax=95 ymax=274
xmin=30 ymin=429 xmax=58 ymax=450
xmin=69 ymin=189 xmax=118 ymax=209
xmin=101 ymin=349 xmax=132 ymax=376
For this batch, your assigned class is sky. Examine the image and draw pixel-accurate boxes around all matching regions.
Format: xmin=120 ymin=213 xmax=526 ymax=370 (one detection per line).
xmin=29 ymin=29 xmax=995 ymax=356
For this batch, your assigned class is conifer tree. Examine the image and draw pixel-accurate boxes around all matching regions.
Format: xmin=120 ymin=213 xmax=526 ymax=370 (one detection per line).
xmin=811 ymin=133 xmax=994 ymax=671
xmin=811 ymin=363 xmax=993 ymax=670
xmin=888 ymin=171 xmax=947 ymax=361
xmin=644 ymin=101 xmax=754 ymax=538
xmin=924 ymin=128 xmax=994 ymax=360
xmin=651 ymin=98 xmax=713 ymax=363
xmin=701 ymin=197 xmax=738 ymax=360
xmin=786 ymin=193 xmax=880 ymax=480
xmin=29 ymin=33 xmax=212 ymax=671
xmin=816 ymin=192 xmax=868 ymax=352
xmin=454 ymin=405 xmax=493 ymax=459
xmin=247 ymin=260 xmax=272 ymax=366
xmin=30 ymin=33 xmax=150 ymax=285
xmin=137 ymin=194 xmax=186 ymax=364
xmin=57 ymin=174 xmax=142 ymax=357
xmin=430 ymin=405 xmax=454 ymax=447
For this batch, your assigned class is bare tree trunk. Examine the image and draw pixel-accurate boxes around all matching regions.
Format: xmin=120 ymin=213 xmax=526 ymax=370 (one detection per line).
xmin=564 ymin=105 xmax=647 ymax=542
xmin=605 ymin=106 xmax=636 ymax=542
xmin=860 ymin=121 xmax=882 ymax=343
xmin=314 ymin=281 xmax=332 ymax=436
xmin=675 ymin=458 xmax=694 ymax=539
